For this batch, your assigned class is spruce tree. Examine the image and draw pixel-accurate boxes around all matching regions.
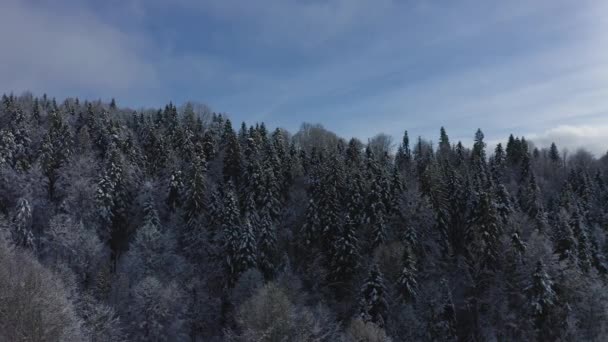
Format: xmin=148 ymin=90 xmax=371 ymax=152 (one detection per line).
xmin=166 ymin=169 xmax=183 ymax=212
xmin=527 ymin=261 xmax=557 ymax=339
xmin=549 ymin=142 xmax=561 ymax=164
xmin=183 ymin=154 xmax=207 ymax=228
xmin=433 ymin=279 xmax=457 ymax=341
xmin=328 ymin=214 xmax=360 ymax=293
xmin=222 ymin=119 xmax=242 ymax=186
xmin=397 ymin=245 xmax=418 ymax=303
xmin=12 ymin=198 xmax=35 ymax=251
xmin=40 ymin=110 xmax=72 ymax=199
xmin=257 ymin=209 xmax=277 ymax=280
xmin=232 ymin=218 xmax=257 ymax=283
xmin=570 ymin=209 xmax=592 ymax=272
xmin=438 ymin=126 xmax=451 ymax=159
xmin=359 ymin=264 xmax=389 ymax=327
xmin=553 ymin=210 xmax=576 ymax=263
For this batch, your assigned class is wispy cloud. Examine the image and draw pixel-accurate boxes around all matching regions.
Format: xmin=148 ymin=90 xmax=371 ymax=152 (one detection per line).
xmin=1 ymin=0 xmax=607 ymax=155
xmin=0 ymin=0 xmax=157 ymax=100
xmin=529 ymin=125 xmax=608 ymax=157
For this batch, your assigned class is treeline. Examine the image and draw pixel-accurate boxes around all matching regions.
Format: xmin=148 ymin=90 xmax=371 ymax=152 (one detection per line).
xmin=0 ymin=93 xmax=608 ymax=341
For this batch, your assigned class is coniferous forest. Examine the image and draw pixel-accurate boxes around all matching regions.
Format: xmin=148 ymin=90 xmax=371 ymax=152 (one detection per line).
xmin=2 ymin=93 xmax=608 ymax=341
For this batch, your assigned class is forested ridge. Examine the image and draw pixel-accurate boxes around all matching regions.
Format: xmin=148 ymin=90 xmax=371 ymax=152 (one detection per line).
xmin=1 ymin=93 xmax=608 ymax=341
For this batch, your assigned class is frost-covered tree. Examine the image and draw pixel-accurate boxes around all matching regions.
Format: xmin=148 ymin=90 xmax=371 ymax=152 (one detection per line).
xmin=328 ymin=214 xmax=359 ymax=293
xmin=183 ymin=154 xmax=206 ymax=228
xmin=256 ymin=209 xmax=277 ymax=280
xmin=397 ymin=245 xmax=417 ymax=303
xmin=11 ymin=197 xmax=34 ymax=250
xmin=359 ymin=264 xmax=389 ymax=327
xmin=527 ymin=261 xmax=557 ymax=339
xmin=40 ymin=110 xmax=72 ymax=199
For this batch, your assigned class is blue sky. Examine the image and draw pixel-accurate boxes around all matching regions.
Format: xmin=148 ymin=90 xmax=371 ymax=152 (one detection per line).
xmin=2 ymin=0 xmax=608 ymax=155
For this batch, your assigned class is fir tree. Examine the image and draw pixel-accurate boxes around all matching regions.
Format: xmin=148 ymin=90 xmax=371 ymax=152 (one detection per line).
xmin=549 ymin=142 xmax=561 ymax=164
xmin=166 ymin=169 xmax=183 ymax=212
xmin=230 ymin=218 xmax=257 ymax=284
xmin=327 ymin=214 xmax=360 ymax=293
xmin=222 ymin=120 xmax=242 ymax=186
xmin=553 ymin=210 xmax=576 ymax=263
xmin=438 ymin=126 xmax=451 ymax=159
xmin=527 ymin=261 xmax=557 ymax=339
xmin=359 ymin=264 xmax=389 ymax=327
xmin=257 ymin=209 xmax=277 ymax=280
xmin=433 ymin=279 xmax=457 ymax=341
xmin=12 ymin=198 xmax=35 ymax=251
xmin=40 ymin=110 xmax=72 ymax=199
xmin=183 ymin=154 xmax=207 ymax=228
xmin=570 ymin=209 xmax=592 ymax=272
xmin=397 ymin=245 xmax=418 ymax=303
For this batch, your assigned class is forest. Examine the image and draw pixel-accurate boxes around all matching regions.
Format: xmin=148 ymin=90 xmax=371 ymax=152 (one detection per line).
xmin=0 ymin=93 xmax=608 ymax=341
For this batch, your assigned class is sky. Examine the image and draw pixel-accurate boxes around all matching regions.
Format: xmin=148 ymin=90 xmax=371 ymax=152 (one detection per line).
xmin=1 ymin=0 xmax=608 ymax=156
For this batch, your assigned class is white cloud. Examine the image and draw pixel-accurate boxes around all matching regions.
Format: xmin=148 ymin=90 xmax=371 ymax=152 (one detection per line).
xmin=529 ymin=125 xmax=608 ymax=157
xmin=0 ymin=0 xmax=157 ymax=98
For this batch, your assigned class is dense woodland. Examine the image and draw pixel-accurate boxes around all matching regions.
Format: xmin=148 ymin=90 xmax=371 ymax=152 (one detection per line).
xmin=1 ymin=93 xmax=608 ymax=341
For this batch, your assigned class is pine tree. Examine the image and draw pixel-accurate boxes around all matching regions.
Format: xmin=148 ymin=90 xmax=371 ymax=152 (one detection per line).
xmin=553 ymin=210 xmax=576 ymax=263
xmin=222 ymin=120 xmax=242 ymax=186
xmin=183 ymin=154 xmax=207 ymax=228
xmin=519 ymin=173 xmax=548 ymax=231
xmin=491 ymin=143 xmax=506 ymax=181
xmin=494 ymin=183 xmax=513 ymax=224
xmin=397 ymin=245 xmax=418 ymax=303
xmin=527 ymin=261 xmax=557 ymax=338
xmin=389 ymin=165 xmax=405 ymax=215
xmin=468 ymin=190 xmax=502 ymax=270
xmin=438 ymin=126 xmax=451 ymax=159
xmin=549 ymin=142 xmax=561 ymax=164
xmin=433 ymin=279 xmax=457 ymax=341
xmin=40 ymin=110 xmax=72 ymax=199
xmin=233 ymin=218 xmax=258 ymax=282
xmin=395 ymin=130 xmax=412 ymax=173
xmin=95 ymin=145 xmax=130 ymax=265
xmin=166 ymin=169 xmax=183 ymax=212
xmin=570 ymin=209 xmax=592 ymax=272
xmin=201 ymin=130 xmax=216 ymax=161
xmin=359 ymin=264 xmax=389 ymax=327
xmin=257 ymin=209 xmax=277 ymax=280
xmin=346 ymin=138 xmax=362 ymax=167
xmin=328 ymin=214 xmax=359 ymax=292
xmin=471 ymin=128 xmax=486 ymax=163
xmin=12 ymin=198 xmax=35 ymax=251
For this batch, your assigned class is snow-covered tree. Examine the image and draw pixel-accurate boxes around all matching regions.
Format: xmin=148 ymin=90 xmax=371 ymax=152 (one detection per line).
xmin=359 ymin=264 xmax=389 ymax=327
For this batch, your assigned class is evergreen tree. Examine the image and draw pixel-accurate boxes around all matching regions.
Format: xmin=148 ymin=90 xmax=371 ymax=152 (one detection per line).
xmin=471 ymin=128 xmax=486 ymax=163
xmin=397 ymin=245 xmax=418 ymax=303
xmin=433 ymin=279 xmax=457 ymax=341
xmin=468 ymin=190 xmax=502 ymax=270
xmin=166 ymin=169 xmax=183 ymax=212
xmin=95 ymin=145 xmax=130 ymax=265
xmin=222 ymin=120 xmax=242 ymax=186
xmin=12 ymin=198 xmax=35 ymax=251
xmin=328 ymin=214 xmax=360 ymax=293
xmin=359 ymin=264 xmax=389 ymax=327
xmin=40 ymin=110 xmax=72 ymax=199
xmin=527 ymin=261 xmax=557 ymax=339
xmin=231 ymin=218 xmax=258 ymax=284
xmin=183 ymin=154 xmax=207 ymax=229
xmin=549 ymin=142 xmax=561 ymax=164
xmin=570 ymin=209 xmax=592 ymax=272
xmin=438 ymin=126 xmax=451 ymax=159
xmin=553 ymin=210 xmax=576 ymax=263
xmin=257 ymin=209 xmax=277 ymax=280
xmin=346 ymin=138 xmax=362 ymax=167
